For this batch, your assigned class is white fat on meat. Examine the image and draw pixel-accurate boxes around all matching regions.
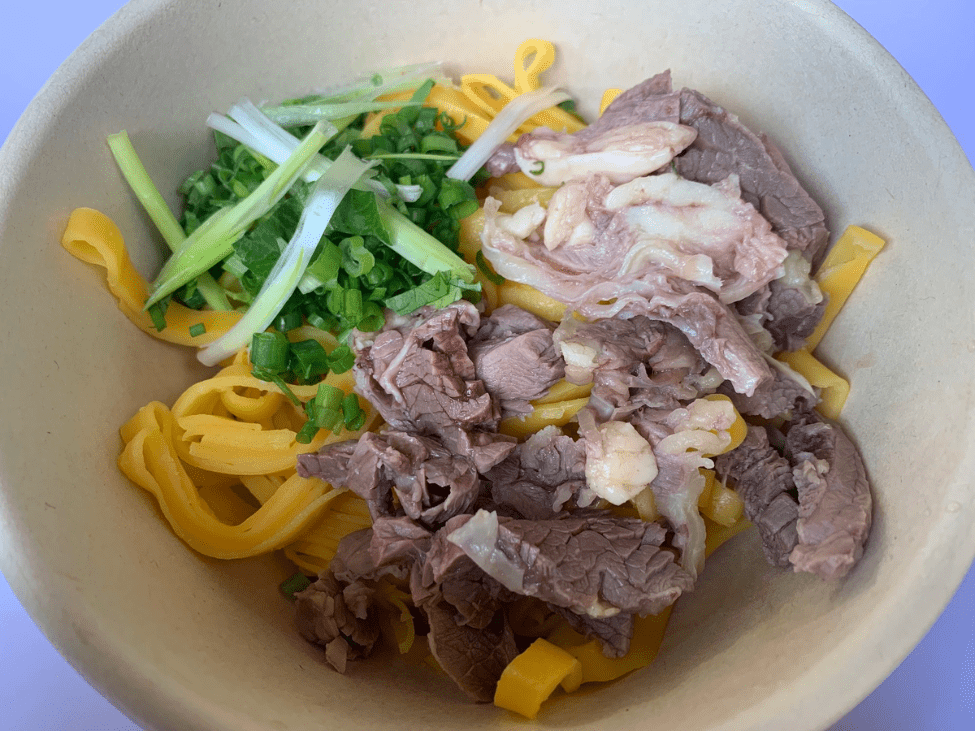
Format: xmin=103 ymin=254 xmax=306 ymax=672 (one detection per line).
xmin=649 ymin=397 xmax=739 ymax=578
xmin=514 ymin=122 xmax=698 ymax=186
xmin=585 ymin=420 xmax=659 ymax=505
xmin=446 ymin=510 xmax=525 ymax=593
xmin=603 ymin=173 xmax=789 ymax=303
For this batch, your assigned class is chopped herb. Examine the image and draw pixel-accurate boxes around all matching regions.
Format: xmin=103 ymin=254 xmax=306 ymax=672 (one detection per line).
xmin=476 ymin=250 xmax=505 ymax=285
xmin=280 ymin=572 xmax=312 ymax=600
xmin=530 ymin=160 xmax=545 ymax=175
xmin=188 ymin=323 xmax=206 ymax=337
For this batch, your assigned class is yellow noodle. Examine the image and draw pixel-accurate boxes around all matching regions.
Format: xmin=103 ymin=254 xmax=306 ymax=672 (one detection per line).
xmin=61 ymin=208 xmax=242 ymax=345
xmin=807 ymin=225 xmax=886 ymax=350
xmin=776 ymin=349 xmax=851 ymax=420
xmin=117 ymin=402 xmax=336 ymax=559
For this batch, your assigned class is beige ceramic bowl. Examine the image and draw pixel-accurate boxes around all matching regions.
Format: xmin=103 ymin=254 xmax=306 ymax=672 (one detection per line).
xmin=1 ymin=0 xmax=974 ymax=729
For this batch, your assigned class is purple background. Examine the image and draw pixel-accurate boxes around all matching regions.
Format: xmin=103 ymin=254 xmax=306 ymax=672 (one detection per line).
xmin=1 ymin=1 xmax=973 ymax=729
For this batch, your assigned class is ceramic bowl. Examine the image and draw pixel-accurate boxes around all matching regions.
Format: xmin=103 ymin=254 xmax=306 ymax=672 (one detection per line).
xmin=1 ymin=1 xmax=974 ymax=729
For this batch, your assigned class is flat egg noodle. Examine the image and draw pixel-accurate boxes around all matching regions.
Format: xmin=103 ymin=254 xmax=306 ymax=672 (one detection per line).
xmin=117 ymin=401 xmax=340 ymax=559
xmin=61 ymin=208 xmax=242 ymax=345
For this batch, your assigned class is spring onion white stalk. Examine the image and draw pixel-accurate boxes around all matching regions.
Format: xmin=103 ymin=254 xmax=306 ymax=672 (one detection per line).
xmin=197 ymin=147 xmax=378 ymax=367
xmin=147 ymin=119 xmax=338 ymax=307
xmin=446 ymin=86 xmax=571 ymax=182
xmin=376 ymin=199 xmax=475 ymax=283
xmin=106 ymin=131 xmax=231 ymax=310
xmin=212 ymin=99 xmax=421 ymax=200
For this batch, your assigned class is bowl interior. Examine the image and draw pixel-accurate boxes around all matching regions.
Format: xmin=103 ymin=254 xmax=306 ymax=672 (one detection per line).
xmin=1 ymin=1 xmax=974 ymax=730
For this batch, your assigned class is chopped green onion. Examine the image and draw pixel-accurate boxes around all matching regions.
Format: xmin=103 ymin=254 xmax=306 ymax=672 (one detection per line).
xmin=189 ymin=323 xmax=207 ymax=337
xmin=275 ymin=309 xmax=303 ymax=333
xmin=289 ymin=339 xmax=331 ymax=383
xmin=341 ymin=393 xmax=363 ymax=429
xmin=327 ymin=345 xmax=355 ymax=374
xmin=280 ymin=572 xmax=312 ymax=600
xmin=147 ymin=299 xmax=169 ymax=332
xmin=476 ymin=250 xmax=505 ymax=285
xmin=295 ymin=420 xmax=321 ymax=444
xmin=250 ymin=367 xmax=303 ymax=407
xmin=250 ymin=331 xmax=290 ymax=373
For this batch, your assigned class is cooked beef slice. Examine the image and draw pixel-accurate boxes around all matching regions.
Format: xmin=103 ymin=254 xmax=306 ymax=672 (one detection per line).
xmin=298 ymin=431 xmax=482 ymax=527
xmin=413 ymin=516 xmax=517 ymax=629
xmin=437 ymin=426 xmax=518 ymax=474
xmin=485 ymin=141 xmax=519 ymax=177
xmin=294 ymin=529 xmax=391 ymax=672
xmin=785 ymin=416 xmax=872 ymax=580
xmin=425 ymin=600 xmax=519 ymax=703
xmin=581 ymin=70 xmax=681 ymax=133
xmin=412 ymin=516 xmax=520 ymax=702
xmin=486 ymin=426 xmax=593 ymax=520
xmin=549 ymin=604 xmax=635 ymax=658
xmin=720 ymin=366 xmax=818 ymax=420
xmin=297 ymin=433 xmax=395 ymax=520
xmin=765 ymin=279 xmax=827 ymax=352
xmin=484 ymin=70 xmax=682 ymax=181
xmin=468 ymin=304 xmax=565 ymax=415
xmin=675 ymin=89 xmax=830 ymax=266
xmin=714 ymin=426 xmax=800 ymax=567
xmin=352 ymin=301 xmax=500 ymax=436
xmin=615 ymin=292 xmax=773 ymax=397
xmin=446 ymin=509 xmax=694 ymax=619
xmin=554 ymin=316 xmax=710 ymax=420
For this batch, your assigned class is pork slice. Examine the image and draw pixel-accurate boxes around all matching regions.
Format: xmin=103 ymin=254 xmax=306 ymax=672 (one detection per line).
xmin=675 ymin=89 xmax=830 ymax=265
xmin=785 ymin=416 xmax=872 ymax=579
xmin=352 ymin=301 xmax=500 ymax=437
xmin=468 ymin=304 xmax=565 ymax=416
xmin=713 ymin=426 xmax=800 ymax=567
xmin=446 ymin=509 xmax=694 ymax=621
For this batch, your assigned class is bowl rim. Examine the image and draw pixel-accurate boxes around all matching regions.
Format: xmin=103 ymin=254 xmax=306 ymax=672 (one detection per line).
xmin=1 ymin=1 xmax=974 ymax=730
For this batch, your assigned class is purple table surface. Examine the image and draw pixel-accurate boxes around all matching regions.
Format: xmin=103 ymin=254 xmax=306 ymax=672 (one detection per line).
xmin=1 ymin=1 xmax=973 ymax=729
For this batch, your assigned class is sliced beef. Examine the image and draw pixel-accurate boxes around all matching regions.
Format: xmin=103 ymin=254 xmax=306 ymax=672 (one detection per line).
xmin=785 ymin=415 xmax=872 ymax=580
xmin=484 ymin=141 xmax=518 ymax=178
xmin=486 ymin=426 xmax=592 ymax=520
xmin=413 ymin=516 xmax=520 ymax=702
xmin=549 ymin=604 xmax=635 ymax=658
xmin=437 ymin=426 xmax=518 ymax=475
xmin=294 ymin=528 xmax=392 ymax=673
xmin=714 ymin=426 xmax=800 ymax=567
xmin=446 ymin=509 xmax=694 ymax=623
xmin=581 ymin=70 xmax=681 ymax=133
xmin=721 ymin=366 xmax=818 ymax=420
xmin=765 ymin=279 xmax=827 ymax=352
xmin=425 ymin=600 xmax=519 ymax=703
xmin=297 ymin=433 xmax=395 ymax=520
xmin=351 ymin=301 xmax=500 ymax=437
xmin=468 ymin=304 xmax=565 ymax=415
xmin=298 ymin=431 xmax=482 ymax=527
xmin=675 ymin=89 xmax=830 ymax=266
xmin=553 ymin=315 xmax=708 ymax=420
xmin=614 ymin=291 xmax=773 ymax=397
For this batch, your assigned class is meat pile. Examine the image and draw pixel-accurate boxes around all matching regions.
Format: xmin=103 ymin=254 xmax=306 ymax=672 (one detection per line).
xmin=291 ymin=71 xmax=872 ymax=703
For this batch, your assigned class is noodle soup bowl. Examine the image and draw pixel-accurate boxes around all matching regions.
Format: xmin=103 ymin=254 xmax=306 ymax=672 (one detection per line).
xmin=1 ymin=0 xmax=974 ymax=729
